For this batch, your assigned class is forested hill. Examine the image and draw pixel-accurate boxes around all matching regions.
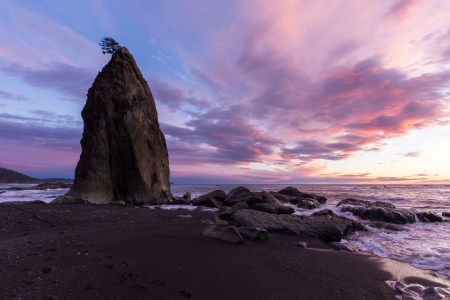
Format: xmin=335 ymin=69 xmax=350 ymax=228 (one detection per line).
xmin=0 ymin=167 xmax=41 ymax=183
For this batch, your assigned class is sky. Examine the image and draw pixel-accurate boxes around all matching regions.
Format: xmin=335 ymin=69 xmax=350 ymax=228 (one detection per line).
xmin=0 ymin=0 xmax=450 ymax=184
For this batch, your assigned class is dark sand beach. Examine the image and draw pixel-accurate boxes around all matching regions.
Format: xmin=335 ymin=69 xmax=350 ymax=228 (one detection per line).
xmin=0 ymin=203 xmax=429 ymax=300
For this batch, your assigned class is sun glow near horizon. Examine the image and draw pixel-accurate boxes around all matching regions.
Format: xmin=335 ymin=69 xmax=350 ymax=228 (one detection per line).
xmin=0 ymin=0 xmax=449 ymax=184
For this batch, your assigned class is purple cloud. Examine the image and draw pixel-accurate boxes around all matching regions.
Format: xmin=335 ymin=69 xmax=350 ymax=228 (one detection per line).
xmin=0 ymin=89 xmax=30 ymax=101
xmin=0 ymin=63 xmax=96 ymax=102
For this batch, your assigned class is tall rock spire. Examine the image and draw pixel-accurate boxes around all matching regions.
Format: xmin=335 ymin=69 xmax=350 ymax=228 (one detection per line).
xmin=58 ymin=47 xmax=171 ymax=204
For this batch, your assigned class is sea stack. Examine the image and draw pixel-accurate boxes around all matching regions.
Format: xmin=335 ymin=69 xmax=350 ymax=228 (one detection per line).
xmin=54 ymin=47 xmax=171 ymax=205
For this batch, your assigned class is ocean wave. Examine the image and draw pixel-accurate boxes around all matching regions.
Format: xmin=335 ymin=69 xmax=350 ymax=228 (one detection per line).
xmin=374 ymin=196 xmax=406 ymax=201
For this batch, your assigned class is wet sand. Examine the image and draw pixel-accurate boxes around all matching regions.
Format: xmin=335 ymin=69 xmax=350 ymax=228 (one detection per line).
xmin=0 ymin=203 xmax=445 ymax=299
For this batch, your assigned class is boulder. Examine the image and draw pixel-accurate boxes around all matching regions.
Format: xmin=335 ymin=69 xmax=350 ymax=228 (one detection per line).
xmin=231 ymin=209 xmax=362 ymax=243
xmin=313 ymin=209 xmax=334 ymax=216
xmin=182 ymin=192 xmax=191 ymax=201
xmin=336 ymin=199 xmax=395 ymax=208
xmin=232 ymin=227 xmax=269 ymax=241
xmin=269 ymin=192 xmax=297 ymax=203
xmin=191 ymin=190 xmax=226 ymax=206
xmin=337 ymin=199 xmax=416 ymax=224
xmin=216 ymin=207 xmax=236 ymax=220
xmin=204 ymin=196 xmax=223 ymax=208
xmin=443 ymin=212 xmax=450 ymax=217
xmin=277 ymin=187 xmax=327 ymax=204
xmin=330 ymin=242 xmax=358 ymax=252
xmin=296 ymin=198 xmax=320 ymax=209
xmin=260 ymin=191 xmax=281 ymax=205
xmin=415 ymin=212 xmax=442 ymax=223
xmin=202 ymin=226 xmax=243 ymax=244
xmin=59 ymin=48 xmax=171 ymax=205
xmin=250 ymin=203 xmax=295 ymax=215
xmin=394 ymin=281 xmax=450 ymax=300
xmin=172 ymin=197 xmax=190 ymax=205
xmin=51 ymin=195 xmax=90 ymax=205
xmin=0 ymin=191 xmax=5 ymax=194
xmin=223 ymin=186 xmax=256 ymax=206
xmin=202 ymin=215 xmax=228 ymax=225
xmin=232 ymin=201 xmax=249 ymax=210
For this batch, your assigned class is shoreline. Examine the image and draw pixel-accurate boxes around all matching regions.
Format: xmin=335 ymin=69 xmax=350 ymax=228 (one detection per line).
xmin=1 ymin=203 xmax=448 ymax=299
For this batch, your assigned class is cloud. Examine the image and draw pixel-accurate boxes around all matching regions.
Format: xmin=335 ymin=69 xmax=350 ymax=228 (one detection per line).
xmin=384 ymin=0 xmax=416 ymax=19
xmin=0 ymin=63 xmax=96 ymax=102
xmin=148 ymin=77 xmax=211 ymax=111
xmin=0 ymin=119 xmax=81 ymax=151
xmin=401 ymin=151 xmax=423 ymax=157
xmin=0 ymin=89 xmax=30 ymax=101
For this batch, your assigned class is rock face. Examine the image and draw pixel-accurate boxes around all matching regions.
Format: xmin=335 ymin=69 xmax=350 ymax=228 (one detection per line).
xmin=58 ymin=48 xmax=171 ymax=205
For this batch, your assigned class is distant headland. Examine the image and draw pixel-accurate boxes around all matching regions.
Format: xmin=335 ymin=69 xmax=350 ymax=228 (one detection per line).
xmin=0 ymin=167 xmax=73 ymax=184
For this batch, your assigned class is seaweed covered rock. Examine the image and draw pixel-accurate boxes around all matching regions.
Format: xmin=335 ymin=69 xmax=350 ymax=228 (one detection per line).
xmin=55 ymin=48 xmax=171 ymax=205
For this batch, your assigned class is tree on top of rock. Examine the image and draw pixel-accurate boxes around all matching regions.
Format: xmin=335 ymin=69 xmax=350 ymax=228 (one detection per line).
xmin=99 ymin=37 xmax=122 ymax=54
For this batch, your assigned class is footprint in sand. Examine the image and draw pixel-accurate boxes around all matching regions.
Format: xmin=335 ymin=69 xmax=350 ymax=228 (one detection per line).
xmin=41 ymin=267 xmax=52 ymax=274
xmin=179 ymin=291 xmax=192 ymax=298
xmin=153 ymin=279 xmax=164 ymax=286
xmin=130 ymin=284 xmax=146 ymax=291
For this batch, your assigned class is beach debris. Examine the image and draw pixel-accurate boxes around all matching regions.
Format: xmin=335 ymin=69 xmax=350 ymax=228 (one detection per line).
xmin=293 ymin=241 xmax=307 ymax=248
xmin=330 ymin=242 xmax=358 ymax=252
xmin=231 ymin=209 xmax=362 ymax=243
xmin=53 ymin=47 xmax=171 ymax=205
xmin=202 ymin=225 xmax=243 ymax=244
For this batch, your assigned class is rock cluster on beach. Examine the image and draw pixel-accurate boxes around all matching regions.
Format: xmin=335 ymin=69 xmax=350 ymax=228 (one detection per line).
xmin=53 ymin=47 xmax=171 ymax=205
xmin=337 ymin=198 xmax=443 ymax=224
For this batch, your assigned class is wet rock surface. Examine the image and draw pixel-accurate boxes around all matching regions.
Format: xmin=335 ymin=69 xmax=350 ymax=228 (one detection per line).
xmin=57 ymin=47 xmax=171 ymax=205
xmin=337 ymin=199 xmax=415 ymax=224
xmin=231 ymin=209 xmax=362 ymax=243
xmin=337 ymin=199 xmax=443 ymax=224
xmin=393 ymin=280 xmax=450 ymax=300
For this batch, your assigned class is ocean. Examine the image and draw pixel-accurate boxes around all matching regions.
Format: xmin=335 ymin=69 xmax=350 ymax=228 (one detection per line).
xmin=2 ymin=183 xmax=450 ymax=278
